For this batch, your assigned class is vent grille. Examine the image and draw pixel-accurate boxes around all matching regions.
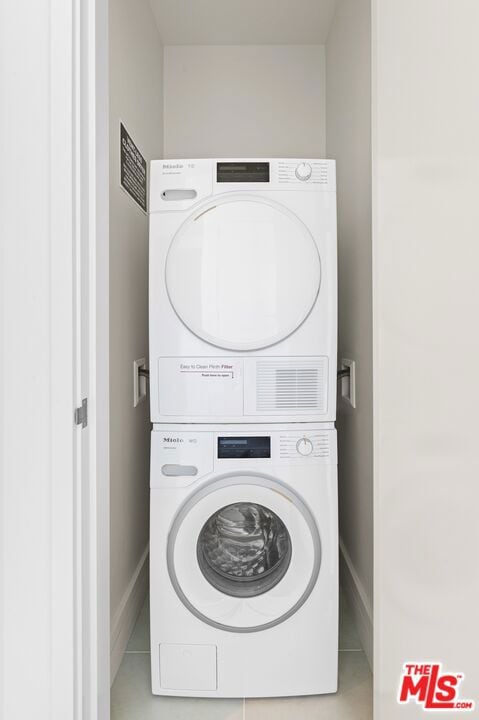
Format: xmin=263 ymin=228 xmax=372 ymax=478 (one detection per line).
xmin=256 ymin=358 xmax=327 ymax=414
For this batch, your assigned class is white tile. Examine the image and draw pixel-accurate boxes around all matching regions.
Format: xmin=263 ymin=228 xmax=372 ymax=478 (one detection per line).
xmin=339 ymin=588 xmax=363 ymax=651
xmin=245 ymin=651 xmax=372 ymax=720
xmin=127 ymin=598 xmax=150 ymax=652
xmin=111 ymin=652 xmax=244 ymax=720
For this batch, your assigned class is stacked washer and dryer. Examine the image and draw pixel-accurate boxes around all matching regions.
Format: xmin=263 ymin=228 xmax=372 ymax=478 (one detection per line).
xmin=148 ymin=159 xmax=338 ymax=698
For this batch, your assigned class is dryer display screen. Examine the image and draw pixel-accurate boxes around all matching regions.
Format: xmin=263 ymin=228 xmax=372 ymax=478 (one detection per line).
xmin=217 ymin=162 xmax=270 ymax=183
xmin=218 ymin=436 xmax=271 ymax=459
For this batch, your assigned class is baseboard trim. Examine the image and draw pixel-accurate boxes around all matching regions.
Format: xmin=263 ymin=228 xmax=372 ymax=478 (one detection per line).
xmin=110 ymin=545 xmax=149 ymax=684
xmin=339 ymin=537 xmax=373 ymax=670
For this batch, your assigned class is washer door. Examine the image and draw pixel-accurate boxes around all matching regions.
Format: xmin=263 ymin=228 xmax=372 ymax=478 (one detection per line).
xmin=167 ymin=474 xmax=321 ymax=632
xmin=165 ymin=196 xmax=321 ymax=351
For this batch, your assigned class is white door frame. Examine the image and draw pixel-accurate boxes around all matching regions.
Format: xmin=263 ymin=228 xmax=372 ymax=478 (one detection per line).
xmin=0 ymin=0 xmax=109 ymax=718
xmin=78 ymin=0 xmax=110 ymax=718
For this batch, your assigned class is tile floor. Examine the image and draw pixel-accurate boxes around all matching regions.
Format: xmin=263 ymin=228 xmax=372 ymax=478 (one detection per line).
xmin=111 ymin=590 xmax=372 ymax=720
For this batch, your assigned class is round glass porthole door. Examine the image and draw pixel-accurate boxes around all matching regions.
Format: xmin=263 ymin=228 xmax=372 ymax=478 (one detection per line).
xmin=167 ymin=474 xmax=321 ymax=633
xmin=165 ymin=196 xmax=321 ymax=351
xmin=197 ymin=502 xmax=292 ymax=598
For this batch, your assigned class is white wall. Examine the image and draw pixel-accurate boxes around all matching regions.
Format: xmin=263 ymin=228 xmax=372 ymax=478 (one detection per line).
xmin=326 ymin=0 xmax=373 ymax=665
xmin=109 ymin=0 xmax=163 ymax=680
xmin=373 ymin=0 xmax=479 ymax=716
xmin=163 ymin=45 xmax=326 ymax=158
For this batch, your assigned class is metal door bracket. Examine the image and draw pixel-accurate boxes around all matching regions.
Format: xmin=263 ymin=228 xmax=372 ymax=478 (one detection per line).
xmin=75 ymin=398 xmax=88 ymax=428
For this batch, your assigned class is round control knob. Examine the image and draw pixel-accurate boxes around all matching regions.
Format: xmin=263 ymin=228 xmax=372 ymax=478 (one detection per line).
xmin=296 ymin=437 xmax=314 ymax=456
xmin=295 ymin=162 xmax=312 ymax=181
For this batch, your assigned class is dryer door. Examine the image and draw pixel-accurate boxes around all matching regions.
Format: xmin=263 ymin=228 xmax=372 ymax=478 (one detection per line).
xmin=165 ymin=196 xmax=321 ymax=351
xmin=167 ymin=473 xmax=321 ymax=632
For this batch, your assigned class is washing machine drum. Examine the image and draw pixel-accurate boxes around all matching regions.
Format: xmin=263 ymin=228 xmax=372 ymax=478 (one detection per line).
xmin=167 ymin=474 xmax=321 ymax=633
xmin=165 ymin=196 xmax=321 ymax=351
xmin=197 ymin=502 xmax=292 ymax=599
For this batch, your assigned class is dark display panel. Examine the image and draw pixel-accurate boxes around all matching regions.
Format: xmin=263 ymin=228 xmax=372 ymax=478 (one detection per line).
xmin=218 ymin=436 xmax=271 ymax=459
xmin=217 ymin=162 xmax=270 ymax=183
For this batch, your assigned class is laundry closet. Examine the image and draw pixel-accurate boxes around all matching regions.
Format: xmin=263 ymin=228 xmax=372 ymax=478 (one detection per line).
xmin=109 ymin=0 xmax=372 ymax=716
xmin=3 ymin=0 xmax=478 ymax=717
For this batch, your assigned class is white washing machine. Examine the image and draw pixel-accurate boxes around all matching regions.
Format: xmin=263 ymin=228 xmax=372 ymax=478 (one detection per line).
xmin=150 ymin=424 xmax=338 ymax=698
xmin=149 ymin=158 xmax=337 ymax=424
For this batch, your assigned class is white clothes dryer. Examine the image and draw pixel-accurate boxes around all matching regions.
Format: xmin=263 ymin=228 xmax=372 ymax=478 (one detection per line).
xmin=149 ymin=159 xmax=337 ymax=424
xmin=149 ymin=424 xmax=338 ymax=698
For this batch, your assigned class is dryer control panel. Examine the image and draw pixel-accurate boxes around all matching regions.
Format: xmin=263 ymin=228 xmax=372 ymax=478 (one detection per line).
xmin=149 ymin=158 xmax=336 ymax=212
xmin=151 ymin=427 xmax=337 ymax=488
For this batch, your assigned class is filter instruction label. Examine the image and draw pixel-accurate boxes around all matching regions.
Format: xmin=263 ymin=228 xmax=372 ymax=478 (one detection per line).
xmin=179 ymin=362 xmax=236 ymax=379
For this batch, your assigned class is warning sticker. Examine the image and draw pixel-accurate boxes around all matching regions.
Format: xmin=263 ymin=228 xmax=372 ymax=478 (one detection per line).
xmin=120 ymin=123 xmax=147 ymax=212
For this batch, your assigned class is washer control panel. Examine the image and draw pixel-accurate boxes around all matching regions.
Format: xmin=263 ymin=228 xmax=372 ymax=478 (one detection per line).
xmin=279 ymin=431 xmax=332 ymax=460
xmin=296 ymin=437 xmax=314 ymax=456
xmin=151 ymin=427 xmax=337 ymax=487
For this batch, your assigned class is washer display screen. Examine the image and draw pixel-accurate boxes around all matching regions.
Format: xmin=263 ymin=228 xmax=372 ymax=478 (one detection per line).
xmin=218 ymin=437 xmax=271 ymax=459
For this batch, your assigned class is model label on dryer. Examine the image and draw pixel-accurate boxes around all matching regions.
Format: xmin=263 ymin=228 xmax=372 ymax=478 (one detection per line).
xmin=161 ymin=162 xmax=196 ymax=175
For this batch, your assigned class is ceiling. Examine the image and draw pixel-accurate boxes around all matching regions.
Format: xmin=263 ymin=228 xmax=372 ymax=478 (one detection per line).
xmin=149 ymin=0 xmax=338 ymax=45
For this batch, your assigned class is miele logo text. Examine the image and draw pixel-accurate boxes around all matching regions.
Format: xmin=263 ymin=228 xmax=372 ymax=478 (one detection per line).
xmin=163 ymin=437 xmax=184 ymax=443
xmin=398 ymin=663 xmax=474 ymax=711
